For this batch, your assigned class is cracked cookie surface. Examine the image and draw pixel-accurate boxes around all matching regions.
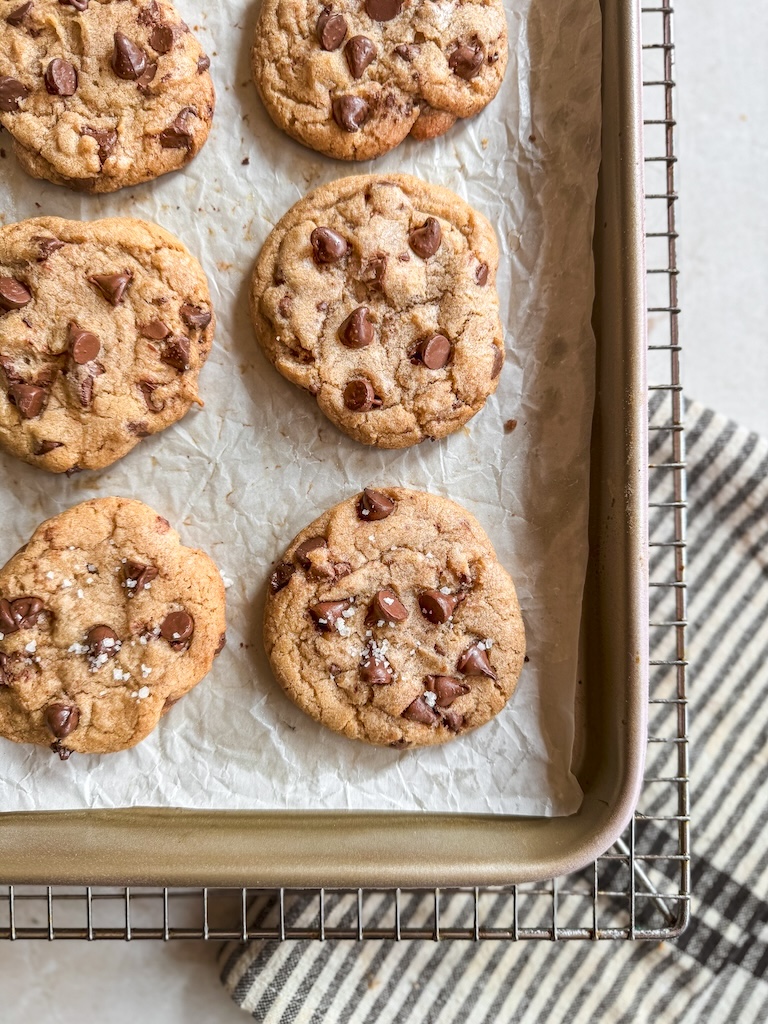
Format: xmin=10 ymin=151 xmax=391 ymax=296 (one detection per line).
xmin=0 ymin=497 xmax=226 ymax=757
xmin=0 ymin=216 xmax=214 ymax=474
xmin=264 ymin=487 xmax=525 ymax=747
xmin=251 ymin=0 xmax=507 ymax=160
xmin=250 ymin=174 xmax=504 ymax=448
xmin=0 ymin=0 xmax=214 ymax=192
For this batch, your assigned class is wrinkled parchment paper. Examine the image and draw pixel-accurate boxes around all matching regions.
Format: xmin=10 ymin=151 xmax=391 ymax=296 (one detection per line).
xmin=0 ymin=0 xmax=601 ymax=815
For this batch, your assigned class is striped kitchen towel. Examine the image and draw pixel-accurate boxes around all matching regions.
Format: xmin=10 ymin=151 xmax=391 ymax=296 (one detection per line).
xmin=220 ymin=399 xmax=768 ymax=1023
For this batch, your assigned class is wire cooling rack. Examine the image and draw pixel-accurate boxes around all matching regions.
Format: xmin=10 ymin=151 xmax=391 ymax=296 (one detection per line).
xmin=0 ymin=0 xmax=688 ymax=942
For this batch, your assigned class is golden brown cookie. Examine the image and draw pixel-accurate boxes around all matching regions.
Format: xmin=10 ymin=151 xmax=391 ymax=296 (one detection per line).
xmin=251 ymin=0 xmax=507 ymax=160
xmin=250 ymin=174 xmax=504 ymax=449
xmin=0 ymin=0 xmax=214 ymax=192
xmin=0 ymin=216 xmax=215 ymax=474
xmin=264 ymin=487 xmax=525 ymax=747
xmin=0 ymin=497 xmax=226 ymax=758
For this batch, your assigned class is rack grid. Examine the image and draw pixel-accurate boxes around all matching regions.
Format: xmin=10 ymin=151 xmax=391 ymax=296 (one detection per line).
xmin=0 ymin=0 xmax=688 ymax=943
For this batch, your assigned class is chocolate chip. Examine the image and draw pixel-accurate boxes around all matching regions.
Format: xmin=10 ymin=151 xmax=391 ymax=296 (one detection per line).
xmin=33 ymin=236 xmax=65 ymax=261
xmin=412 ymin=334 xmax=451 ymax=370
xmin=310 ymin=227 xmax=348 ymax=265
xmin=441 ymin=710 xmax=464 ymax=731
xmin=136 ymin=62 xmax=158 ymax=93
xmin=369 ymin=588 xmax=408 ymax=624
xmin=59 ymin=0 xmax=89 ymax=9
xmin=476 ymin=262 xmax=489 ymax=286
xmin=364 ymin=0 xmax=402 ymax=21
xmin=8 ymin=383 xmax=47 ymax=419
xmin=0 ymin=596 xmax=44 ymax=635
xmin=339 ymin=306 xmax=374 ymax=349
xmin=424 ymin=674 xmax=469 ymax=707
xmin=358 ymin=488 xmax=395 ymax=521
xmin=457 ymin=642 xmax=496 ymax=679
xmin=159 ymin=107 xmax=195 ymax=148
xmin=34 ymin=439 xmax=63 ymax=456
xmin=139 ymin=381 xmax=165 ymax=412
xmin=409 ymin=218 xmax=442 ymax=259
xmin=88 ymin=272 xmax=131 ymax=305
xmin=81 ymin=126 xmax=117 ymax=164
xmin=68 ymin=323 xmax=100 ymax=364
xmin=0 ymin=77 xmax=29 ymax=112
xmin=343 ymin=378 xmax=380 ymax=412
xmin=0 ymin=277 xmax=32 ymax=311
xmin=150 ymin=24 xmax=175 ymax=53
xmin=332 ymin=95 xmax=369 ymax=132
xmin=140 ymin=319 xmax=169 ymax=339
xmin=449 ymin=42 xmax=484 ymax=81
xmin=86 ymin=624 xmax=119 ymax=659
xmin=45 ymin=58 xmax=78 ymax=96
xmin=161 ymin=335 xmax=191 ymax=371
xmin=394 ymin=43 xmax=419 ymax=61
xmin=215 ymin=632 xmax=227 ymax=655
xmin=359 ymin=644 xmax=394 ymax=685
xmin=295 ymin=536 xmax=327 ymax=569
xmin=112 ymin=31 xmax=147 ymax=80
xmin=491 ymin=346 xmax=504 ymax=378
xmin=180 ymin=304 xmax=211 ymax=329
xmin=50 ymin=740 xmax=73 ymax=760
xmin=160 ymin=610 xmax=194 ymax=645
xmin=197 ymin=54 xmax=210 ymax=73
xmin=316 ymin=7 xmax=347 ymax=50
xmin=45 ymin=703 xmax=79 ymax=739
xmin=419 ymin=589 xmax=463 ymax=624
xmin=77 ymin=371 xmax=96 ymax=408
xmin=402 ymin=695 xmax=439 ymax=726
xmin=126 ymin=422 xmax=150 ymax=437
xmin=270 ymin=561 xmax=295 ymax=593
xmin=361 ymin=255 xmax=387 ymax=287
xmin=6 ymin=3 xmax=32 ymax=26
xmin=123 ymin=560 xmax=158 ymax=597
xmin=345 ymin=35 xmax=376 ymax=78
xmin=0 ymin=652 xmax=9 ymax=686
xmin=310 ymin=600 xmax=351 ymax=632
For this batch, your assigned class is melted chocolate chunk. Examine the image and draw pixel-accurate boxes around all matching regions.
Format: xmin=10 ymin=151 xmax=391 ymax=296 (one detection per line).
xmin=359 ymin=643 xmax=394 ymax=684
xmin=339 ymin=306 xmax=374 ymax=348
xmin=197 ymin=54 xmax=210 ymax=73
xmin=180 ymin=304 xmax=211 ymax=329
xmin=409 ymin=217 xmax=442 ymax=259
xmin=160 ymin=610 xmax=194 ymax=646
xmin=8 ymin=383 xmax=47 ymax=419
xmin=402 ymin=695 xmax=439 ymax=726
xmin=112 ymin=32 xmax=147 ymax=80
xmin=0 ymin=77 xmax=29 ymax=112
xmin=150 ymin=24 xmax=175 ymax=53
xmin=59 ymin=0 xmax=89 ymax=9
xmin=294 ymin=536 xmax=327 ymax=570
xmin=68 ymin=323 xmax=100 ymax=364
xmin=457 ymin=642 xmax=496 ymax=679
xmin=310 ymin=599 xmax=352 ymax=632
xmin=418 ymin=589 xmax=463 ymax=624
xmin=86 ymin=624 xmax=120 ymax=659
xmin=449 ymin=42 xmax=484 ymax=81
xmin=161 ymin=335 xmax=191 ymax=371
xmin=412 ymin=334 xmax=451 ymax=370
xmin=33 ymin=236 xmax=65 ymax=261
xmin=88 ymin=272 xmax=132 ymax=305
xmin=270 ymin=561 xmax=295 ymax=593
xmin=332 ymin=95 xmax=369 ymax=132
xmin=122 ymin=560 xmax=158 ymax=597
xmin=140 ymin=319 xmax=169 ymax=340
xmin=0 ymin=596 xmax=45 ymax=635
xmin=343 ymin=378 xmax=381 ymax=412
xmin=357 ymin=488 xmax=395 ymax=521
xmin=45 ymin=703 xmax=80 ymax=739
xmin=139 ymin=380 xmax=165 ymax=412
xmin=45 ymin=58 xmax=78 ymax=96
xmin=34 ymin=440 xmax=64 ymax=456
xmin=424 ymin=674 xmax=469 ymax=707
xmin=345 ymin=35 xmax=376 ymax=78
xmin=368 ymin=588 xmax=408 ymax=625
xmin=491 ymin=346 xmax=504 ymax=379
xmin=81 ymin=126 xmax=118 ymax=164
xmin=6 ymin=3 xmax=33 ymax=26
xmin=0 ymin=277 xmax=32 ymax=311
xmin=310 ymin=227 xmax=348 ymax=265
xmin=476 ymin=262 xmax=489 ymax=286
xmin=159 ymin=107 xmax=195 ymax=148
xmin=364 ymin=0 xmax=402 ymax=21
xmin=317 ymin=8 xmax=347 ymax=50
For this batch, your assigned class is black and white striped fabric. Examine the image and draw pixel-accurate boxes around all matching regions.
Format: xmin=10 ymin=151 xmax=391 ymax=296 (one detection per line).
xmin=220 ymin=400 xmax=768 ymax=1023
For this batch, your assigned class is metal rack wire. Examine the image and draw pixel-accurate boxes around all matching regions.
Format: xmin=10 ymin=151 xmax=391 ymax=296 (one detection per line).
xmin=0 ymin=0 xmax=688 ymax=943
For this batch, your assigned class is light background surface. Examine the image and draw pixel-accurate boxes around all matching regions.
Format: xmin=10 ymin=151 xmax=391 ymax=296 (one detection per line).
xmin=2 ymin=1 xmax=766 ymax=1018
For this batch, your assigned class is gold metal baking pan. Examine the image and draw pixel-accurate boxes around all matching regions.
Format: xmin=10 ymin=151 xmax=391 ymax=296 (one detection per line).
xmin=0 ymin=0 xmax=647 ymax=888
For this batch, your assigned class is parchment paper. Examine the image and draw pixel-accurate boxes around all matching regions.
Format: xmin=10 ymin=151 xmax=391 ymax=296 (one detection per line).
xmin=0 ymin=0 xmax=601 ymax=815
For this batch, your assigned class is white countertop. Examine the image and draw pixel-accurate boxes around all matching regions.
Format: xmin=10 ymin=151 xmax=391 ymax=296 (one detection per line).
xmin=2 ymin=2 xmax=766 ymax=1018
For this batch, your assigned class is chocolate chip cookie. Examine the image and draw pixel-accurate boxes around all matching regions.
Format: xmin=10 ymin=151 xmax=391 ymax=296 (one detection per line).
xmin=251 ymin=0 xmax=507 ymax=160
xmin=0 ymin=497 xmax=226 ymax=758
xmin=0 ymin=0 xmax=213 ymax=192
xmin=250 ymin=174 xmax=504 ymax=448
xmin=0 ymin=216 xmax=215 ymax=474
xmin=264 ymin=487 xmax=525 ymax=747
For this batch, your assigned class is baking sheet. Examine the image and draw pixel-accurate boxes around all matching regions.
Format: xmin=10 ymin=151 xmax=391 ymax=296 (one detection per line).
xmin=0 ymin=0 xmax=601 ymax=816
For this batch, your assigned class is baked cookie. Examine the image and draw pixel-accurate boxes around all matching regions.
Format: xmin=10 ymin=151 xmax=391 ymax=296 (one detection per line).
xmin=0 ymin=0 xmax=214 ymax=192
xmin=0 ymin=216 xmax=215 ymax=474
xmin=250 ymin=174 xmax=504 ymax=448
xmin=0 ymin=497 xmax=226 ymax=758
xmin=251 ymin=0 xmax=507 ymax=160
xmin=264 ymin=487 xmax=525 ymax=747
